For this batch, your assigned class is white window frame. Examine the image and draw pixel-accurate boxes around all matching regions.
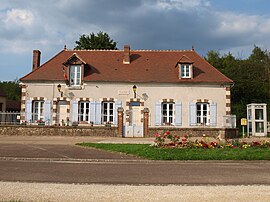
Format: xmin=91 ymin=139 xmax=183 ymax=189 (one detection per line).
xmin=32 ymin=100 xmax=44 ymax=122
xmin=180 ymin=64 xmax=191 ymax=78
xmin=196 ymin=102 xmax=210 ymax=126
xmin=70 ymin=65 xmax=81 ymax=86
xmin=102 ymin=101 xmax=114 ymax=124
xmin=78 ymin=101 xmax=90 ymax=123
xmin=162 ymin=102 xmax=174 ymax=125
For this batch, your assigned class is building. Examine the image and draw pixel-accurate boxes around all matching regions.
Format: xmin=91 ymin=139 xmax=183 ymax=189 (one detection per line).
xmin=20 ymin=45 xmax=234 ymax=137
xmin=0 ymin=87 xmax=6 ymax=112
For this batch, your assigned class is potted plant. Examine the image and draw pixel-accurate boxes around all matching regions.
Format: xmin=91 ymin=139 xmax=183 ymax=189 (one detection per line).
xmin=105 ymin=122 xmax=111 ymax=127
xmin=37 ymin=120 xmax=45 ymax=126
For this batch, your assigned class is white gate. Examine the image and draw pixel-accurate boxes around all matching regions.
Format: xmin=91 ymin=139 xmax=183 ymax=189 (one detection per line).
xmin=124 ymin=102 xmax=144 ymax=137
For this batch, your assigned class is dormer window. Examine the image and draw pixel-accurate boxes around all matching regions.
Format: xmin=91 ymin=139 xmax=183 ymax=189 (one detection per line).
xmin=63 ymin=53 xmax=87 ymax=88
xmin=176 ymin=55 xmax=194 ymax=79
xmin=70 ymin=65 xmax=81 ymax=86
xmin=181 ymin=64 xmax=191 ymax=78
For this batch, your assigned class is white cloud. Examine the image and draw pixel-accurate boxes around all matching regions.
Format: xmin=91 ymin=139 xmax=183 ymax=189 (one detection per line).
xmin=216 ymin=12 xmax=260 ymax=36
xmin=3 ymin=9 xmax=34 ymax=26
xmin=156 ymin=0 xmax=210 ymax=10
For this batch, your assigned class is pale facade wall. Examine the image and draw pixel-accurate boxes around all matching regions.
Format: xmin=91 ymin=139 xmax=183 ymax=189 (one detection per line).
xmin=23 ymin=82 xmax=229 ymax=127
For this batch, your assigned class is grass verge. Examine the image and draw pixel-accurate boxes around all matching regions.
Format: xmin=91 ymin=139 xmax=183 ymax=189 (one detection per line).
xmin=76 ymin=143 xmax=270 ymax=160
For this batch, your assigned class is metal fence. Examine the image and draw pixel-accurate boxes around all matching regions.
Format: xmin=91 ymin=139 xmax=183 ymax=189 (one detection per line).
xmin=0 ymin=112 xmax=238 ymax=128
xmin=0 ymin=111 xmax=21 ymax=125
xmin=222 ymin=115 xmax=237 ymax=128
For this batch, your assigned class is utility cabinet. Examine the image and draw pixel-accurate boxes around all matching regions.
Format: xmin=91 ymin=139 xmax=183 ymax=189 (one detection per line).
xmin=247 ymin=103 xmax=267 ymax=136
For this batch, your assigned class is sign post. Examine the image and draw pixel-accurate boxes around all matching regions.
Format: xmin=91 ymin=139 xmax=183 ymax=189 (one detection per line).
xmin=241 ymin=118 xmax=247 ymax=138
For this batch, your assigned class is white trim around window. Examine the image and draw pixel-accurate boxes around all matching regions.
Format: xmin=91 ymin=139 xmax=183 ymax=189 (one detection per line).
xmin=70 ymin=65 xmax=81 ymax=86
xmin=78 ymin=101 xmax=90 ymax=123
xmin=162 ymin=102 xmax=174 ymax=125
xmin=196 ymin=102 xmax=210 ymax=126
xmin=32 ymin=100 xmax=44 ymax=122
xmin=180 ymin=64 xmax=191 ymax=78
xmin=101 ymin=101 xmax=114 ymax=124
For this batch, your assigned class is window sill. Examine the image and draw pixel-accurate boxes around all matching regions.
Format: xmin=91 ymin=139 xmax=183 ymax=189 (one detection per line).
xmin=68 ymin=86 xmax=83 ymax=90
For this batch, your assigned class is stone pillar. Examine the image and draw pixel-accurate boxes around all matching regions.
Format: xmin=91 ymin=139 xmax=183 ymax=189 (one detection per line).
xmin=143 ymin=108 xmax=149 ymax=137
xmin=117 ymin=107 xmax=124 ymax=137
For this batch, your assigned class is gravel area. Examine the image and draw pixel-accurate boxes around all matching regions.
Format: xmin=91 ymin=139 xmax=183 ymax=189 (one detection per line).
xmin=1 ymin=181 xmax=270 ymax=202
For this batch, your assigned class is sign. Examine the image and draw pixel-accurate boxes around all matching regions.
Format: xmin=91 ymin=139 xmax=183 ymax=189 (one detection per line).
xmin=118 ymin=90 xmax=130 ymax=95
xmin=241 ymin=118 xmax=247 ymax=126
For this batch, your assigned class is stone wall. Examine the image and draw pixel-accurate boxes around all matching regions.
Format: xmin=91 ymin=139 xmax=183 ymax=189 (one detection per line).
xmin=148 ymin=127 xmax=239 ymax=139
xmin=0 ymin=125 xmax=118 ymax=137
xmin=0 ymin=125 xmax=238 ymax=139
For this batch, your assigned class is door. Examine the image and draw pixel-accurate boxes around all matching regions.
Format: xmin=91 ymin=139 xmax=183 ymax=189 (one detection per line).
xmin=57 ymin=101 xmax=68 ymax=126
xmin=125 ymin=102 xmax=144 ymax=137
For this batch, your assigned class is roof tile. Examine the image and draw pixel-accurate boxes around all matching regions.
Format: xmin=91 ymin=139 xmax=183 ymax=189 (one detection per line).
xmin=21 ymin=48 xmax=233 ymax=84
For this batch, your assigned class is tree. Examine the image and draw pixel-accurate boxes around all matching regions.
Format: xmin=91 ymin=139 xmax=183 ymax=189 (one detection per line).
xmin=74 ymin=31 xmax=118 ymax=50
xmin=206 ymin=46 xmax=270 ymax=127
xmin=0 ymin=80 xmax=21 ymax=100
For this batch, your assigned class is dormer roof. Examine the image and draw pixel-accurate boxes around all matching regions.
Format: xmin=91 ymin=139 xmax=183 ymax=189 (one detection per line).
xmin=63 ymin=53 xmax=87 ymax=66
xmin=178 ymin=55 xmax=194 ymax=64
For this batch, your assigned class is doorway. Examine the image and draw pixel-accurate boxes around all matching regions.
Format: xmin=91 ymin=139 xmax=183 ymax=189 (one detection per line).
xmin=125 ymin=101 xmax=143 ymax=137
xmin=57 ymin=101 xmax=68 ymax=126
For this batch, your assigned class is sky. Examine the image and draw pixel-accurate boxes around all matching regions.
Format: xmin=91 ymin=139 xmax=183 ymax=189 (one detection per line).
xmin=1 ymin=0 xmax=270 ymax=81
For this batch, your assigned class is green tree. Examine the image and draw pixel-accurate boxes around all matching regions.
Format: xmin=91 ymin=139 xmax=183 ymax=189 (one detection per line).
xmin=74 ymin=31 xmax=118 ymax=50
xmin=0 ymin=80 xmax=21 ymax=100
xmin=206 ymin=46 xmax=270 ymax=127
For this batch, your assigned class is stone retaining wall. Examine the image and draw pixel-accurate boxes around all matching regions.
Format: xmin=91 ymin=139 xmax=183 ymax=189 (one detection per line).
xmin=0 ymin=125 xmax=238 ymax=139
xmin=0 ymin=125 xmax=118 ymax=137
xmin=148 ymin=127 xmax=239 ymax=139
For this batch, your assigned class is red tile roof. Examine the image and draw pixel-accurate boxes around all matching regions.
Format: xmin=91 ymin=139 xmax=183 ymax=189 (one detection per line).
xmin=21 ymin=48 xmax=233 ymax=84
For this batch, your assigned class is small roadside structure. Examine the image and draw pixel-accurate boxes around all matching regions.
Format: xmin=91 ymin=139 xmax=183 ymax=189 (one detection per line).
xmin=247 ymin=103 xmax=267 ymax=136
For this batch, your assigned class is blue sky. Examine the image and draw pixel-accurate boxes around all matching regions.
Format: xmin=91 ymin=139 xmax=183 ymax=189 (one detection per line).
xmin=1 ymin=0 xmax=270 ymax=81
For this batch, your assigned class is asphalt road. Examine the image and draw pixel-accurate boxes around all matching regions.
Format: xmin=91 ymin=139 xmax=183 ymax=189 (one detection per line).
xmin=0 ymin=143 xmax=270 ymax=185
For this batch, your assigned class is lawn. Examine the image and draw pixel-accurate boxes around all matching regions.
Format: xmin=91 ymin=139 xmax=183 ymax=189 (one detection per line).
xmin=76 ymin=143 xmax=270 ymax=160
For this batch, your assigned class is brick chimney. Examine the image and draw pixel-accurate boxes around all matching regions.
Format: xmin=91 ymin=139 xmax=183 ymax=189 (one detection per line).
xmin=123 ymin=45 xmax=130 ymax=64
xmin=32 ymin=50 xmax=41 ymax=71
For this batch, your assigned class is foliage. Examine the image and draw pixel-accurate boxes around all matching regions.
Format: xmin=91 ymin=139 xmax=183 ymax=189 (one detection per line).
xmin=205 ymin=45 xmax=270 ymax=126
xmin=0 ymin=80 xmax=21 ymax=100
xmin=74 ymin=31 xmax=117 ymax=50
xmin=77 ymin=140 xmax=270 ymax=160
xmin=152 ymin=132 xmax=270 ymax=149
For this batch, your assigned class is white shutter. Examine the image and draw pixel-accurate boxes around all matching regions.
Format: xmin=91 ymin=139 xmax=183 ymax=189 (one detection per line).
xmin=210 ymin=102 xmax=217 ymax=127
xmin=95 ymin=101 xmax=102 ymax=125
xmin=90 ymin=101 xmax=96 ymax=124
xmin=189 ymin=102 xmax=196 ymax=126
xmin=155 ymin=102 xmax=162 ymax=126
xmin=72 ymin=100 xmax=78 ymax=123
xmin=114 ymin=100 xmax=122 ymax=124
xmin=175 ymin=102 xmax=182 ymax=126
xmin=44 ymin=100 xmax=52 ymax=125
xmin=25 ymin=100 xmax=32 ymax=122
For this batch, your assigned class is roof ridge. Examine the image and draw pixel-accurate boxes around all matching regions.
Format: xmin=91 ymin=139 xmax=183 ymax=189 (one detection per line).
xmin=66 ymin=49 xmax=194 ymax=52
xmin=66 ymin=49 xmax=121 ymax=52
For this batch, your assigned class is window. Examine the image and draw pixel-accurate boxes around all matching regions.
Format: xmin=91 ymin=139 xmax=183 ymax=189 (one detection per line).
xmin=78 ymin=102 xmax=90 ymax=123
xmin=0 ymin=103 xmax=2 ymax=111
xmin=162 ymin=102 xmax=174 ymax=125
xmin=32 ymin=101 xmax=44 ymax=122
xmin=180 ymin=64 xmax=191 ymax=78
xmin=102 ymin=102 xmax=114 ymax=124
xmin=196 ymin=102 xmax=209 ymax=125
xmin=70 ymin=65 xmax=81 ymax=86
